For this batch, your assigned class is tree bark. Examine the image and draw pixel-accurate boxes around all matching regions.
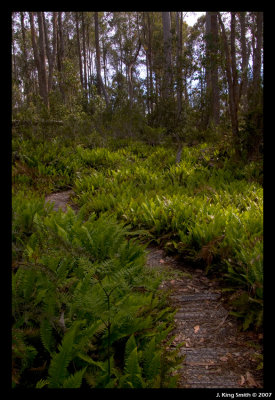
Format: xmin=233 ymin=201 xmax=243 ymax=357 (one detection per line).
xmin=230 ymin=12 xmax=238 ymax=121
xmin=57 ymin=12 xmax=65 ymax=101
xmin=147 ymin=13 xmax=154 ymax=113
xmin=94 ymin=12 xmax=110 ymax=106
xmin=218 ymin=13 xmax=239 ymax=141
xmin=162 ymin=12 xmax=173 ymax=99
xmin=238 ymin=12 xmax=249 ymax=111
xmin=57 ymin=12 xmax=64 ymax=72
xmin=29 ymin=12 xmax=49 ymax=108
xmin=81 ymin=12 xmax=88 ymax=94
xmin=205 ymin=12 xmax=220 ymax=126
xmin=253 ymin=12 xmax=263 ymax=94
xmin=176 ymin=12 xmax=183 ymax=118
xmin=75 ymin=12 xmax=83 ymax=89
xmin=37 ymin=12 xmax=49 ymax=109
xmin=127 ymin=40 xmax=141 ymax=108
xmin=20 ymin=12 xmax=30 ymax=103
xmin=42 ymin=12 xmax=57 ymax=93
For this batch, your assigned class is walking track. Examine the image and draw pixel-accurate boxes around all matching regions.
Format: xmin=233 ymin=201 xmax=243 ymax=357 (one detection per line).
xmin=45 ymin=190 xmax=264 ymax=389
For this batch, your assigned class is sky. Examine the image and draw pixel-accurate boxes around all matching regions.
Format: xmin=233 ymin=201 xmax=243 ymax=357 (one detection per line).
xmin=183 ymin=12 xmax=204 ymax=26
xmin=137 ymin=12 xmax=205 ymax=80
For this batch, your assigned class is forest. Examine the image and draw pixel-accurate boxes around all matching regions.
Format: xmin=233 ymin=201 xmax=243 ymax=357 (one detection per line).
xmin=12 ymin=11 xmax=263 ymax=389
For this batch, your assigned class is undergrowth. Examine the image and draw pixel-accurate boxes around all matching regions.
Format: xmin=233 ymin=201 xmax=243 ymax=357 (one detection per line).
xmin=12 ymin=131 xmax=263 ymax=387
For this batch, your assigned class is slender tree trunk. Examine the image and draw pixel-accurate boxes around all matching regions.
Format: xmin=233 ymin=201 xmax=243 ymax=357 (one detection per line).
xmin=162 ymin=12 xmax=173 ymax=100
xmin=253 ymin=12 xmax=263 ymax=94
xmin=249 ymin=11 xmax=263 ymax=156
xmin=239 ymin=12 xmax=249 ymax=111
xmin=29 ymin=13 xmax=42 ymax=97
xmin=12 ymin=39 xmax=17 ymax=82
xmin=50 ymin=12 xmax=58 ymax=93
xmin=127 ymin=40 xmax=141 ymax=108
xmin=57 ymin=12 xmax=64 ymax=72
xmin=211 ymin=12 xmax=220 ymax=125
xmin=94 ymin=12 xmax=109 ymax=106
xmin=20 ymin=12 xmax=30 ymax=103
xmin=205 ymin=12 xmax=211 ymax=103
xmin=176 ymin=11 xmax=183 ymax=118
xmin=81 ymin=12 xmax=88 ymax=95
xmin=75 ymin=12 xmax=83 ymax=89
xmin=205 ymin=12 xmax=220 ymax=126
xmin=37 ymin=12 xmax=49 ymax=109
xmin=57 ymin=12 xmax=65 ymax=102
xmin=230 ymin=12 xmax=238 ymax=122
xmin=218 ymin=13 xmax=239 ymax=143
xmin=147 ymin=13 xmax=154 ymax=113
xmin=102 ymin=37 xmax=107 ymax=87
xmin=43 ymin=12 xmax=57 ymax=93
xmin=86 ymin=21 xmax=91 ymax=99
xmin=29 ymin=12 xmax=49 ymax=109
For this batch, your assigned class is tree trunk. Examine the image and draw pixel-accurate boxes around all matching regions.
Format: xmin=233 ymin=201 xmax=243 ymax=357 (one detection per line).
xmin=239 ymin=12 xmax=249 ymax=111
xmin=86 ymin=21 xmax=91 ymax=99
xmin=253 ymin=12 xmax=263 ymax=94
xmin=162 ymin=12 xmax=173 ymax=99
xmin=218 ymin=13 xmax=239 ymax=143
xmin=147 ymin=13 xmax=154 ymax=113
xmin=211 ymin=12 xmax=220 ymax=125
xmin=37 ymin=12 xmax=49 ymax=109
xmin=29 ymin=12 xmax=49 ymax=109
xmin=127 ymin=40 xmax=141 ymax=108
xmin=75 ymin=12 xmax=83 ymax=89
xmin=20 ymin=12 xmax=30 ymax=103
xmin=205 ymin=12 xmax=211 ymax=106
xmin=81 ymin=12 xmax=88 ymax=94
xmin=205 ymin=12 xmax=220 ymax=126
xmin=230 ymin=12 xmax=238 ymax=123
xmin=57 ymin=12 xmax=65 ymax=101
xmin=176 ymin=12 xmax=183 ymax=118
xmin=57 ymin=12 xmax=64 ymax=72
xmin=42 ymin=12 xmax=57 ymax=93
xmin=94 ymin=12 xmax=110 ymax=106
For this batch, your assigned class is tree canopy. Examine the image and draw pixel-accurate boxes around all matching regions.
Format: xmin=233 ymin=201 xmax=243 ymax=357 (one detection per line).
xmin=12 ymin=11 xmax=263 ymax=158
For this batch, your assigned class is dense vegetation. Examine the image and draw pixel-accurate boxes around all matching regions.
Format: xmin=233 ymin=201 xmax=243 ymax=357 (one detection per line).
xmin=12 ymin=11 xmax=263 ymax=389
xmin=12 ymin=128 xmax=263 ymax=388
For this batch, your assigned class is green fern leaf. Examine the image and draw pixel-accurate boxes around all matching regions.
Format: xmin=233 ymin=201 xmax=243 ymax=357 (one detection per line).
xmin=124 ymin=347 xmax=144 ymax=387
xmin=124 ymin=334 xmax=137 ymax=360
xmin=35 ymin=379 xmax=49 ymax=388
xmin=76 ymin=352 xmax=105 ymax=371
xmin=62 ymin=367 xmax=87 ymax=388
xmin=48 ymin=322 xmax=80 ymax=388
xmin=40 ymin=318 xmax=55 ymax=354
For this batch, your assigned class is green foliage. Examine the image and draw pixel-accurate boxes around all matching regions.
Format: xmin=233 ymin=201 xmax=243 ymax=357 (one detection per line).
xmin=12 ymin=131 xmax=263 ymax=387
xmin=12 ymin=189 xmax=181 ymax=388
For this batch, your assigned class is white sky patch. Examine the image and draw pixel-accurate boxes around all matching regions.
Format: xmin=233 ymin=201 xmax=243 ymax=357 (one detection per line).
xmin=137 ymin=12 xmax=205 ymax=80
xmin=183 ymin=12 xmax=204 ymax=26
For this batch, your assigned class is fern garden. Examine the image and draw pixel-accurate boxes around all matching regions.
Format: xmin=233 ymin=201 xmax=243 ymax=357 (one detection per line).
xmin=12 ymin=130 xmax=263 ymax=388
xmin=12 ymin=191 xmax=184 ymax=388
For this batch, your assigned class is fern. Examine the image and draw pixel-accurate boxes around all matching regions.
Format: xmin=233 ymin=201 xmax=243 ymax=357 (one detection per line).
xmin=62 ymin=367 xmax=87 ymax=388
xmin=123 ymin=346 xmax=144 ymax=388
xmin=48 ymin=321 xmax=81 ymax=388
xmin=40 ymin=318 xmax=55 ymax=354
xmin=142 ymin=337 xmax=161 ymax=381
xmin=35 ymin=379 xmax=49 ymax=388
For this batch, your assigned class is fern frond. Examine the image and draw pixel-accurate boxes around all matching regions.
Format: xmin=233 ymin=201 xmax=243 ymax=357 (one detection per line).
xmin=123 ymin=346 xmax=144 ymax=388
xmin=35 ymin=379 xmax=49 ymax=388
xmin=48 ymin=321 xmax=81 ymax=388
xmin=62 ymin=367 xmax=87 ymax=388
xmin=124 ymin=334 xmax=137 ymax=360
xmin=40 ymin=318 xmax=55 ymax=354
